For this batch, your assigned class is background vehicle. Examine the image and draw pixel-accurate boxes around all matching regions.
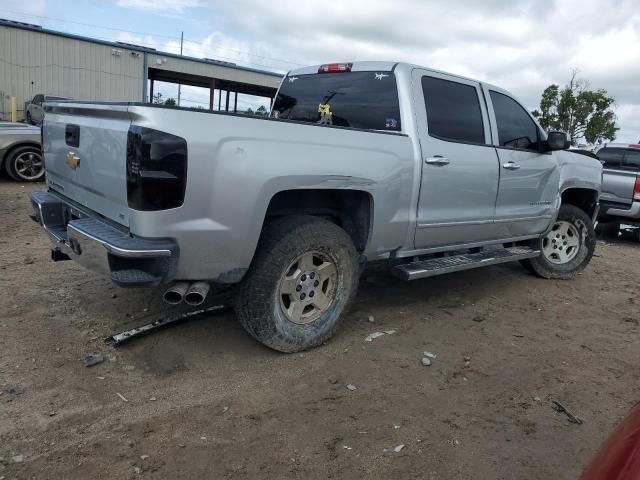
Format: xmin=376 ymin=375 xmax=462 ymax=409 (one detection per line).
xmin=0 ymin=122 xmax=43 ymax=182
xmin=26 ymin=94 xmax=69 ymax=125
xmin=595 ymin=143 xmax=640 ymax=236
xmin=30 ymin=62 xmax=602 ymax=352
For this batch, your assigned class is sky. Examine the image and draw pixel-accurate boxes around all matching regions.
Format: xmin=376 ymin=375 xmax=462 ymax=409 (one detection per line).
xmin=3 ymin=0 xmax=640 ymax=142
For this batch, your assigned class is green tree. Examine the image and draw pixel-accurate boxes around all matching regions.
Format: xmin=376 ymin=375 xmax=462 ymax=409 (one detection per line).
xmin=532 ymin=70 xmax=618 ymax=145
xmin=164 ymin=98 xmax=177 ymax=106
xmin=255 ymin=105 xmax=268 ymax=116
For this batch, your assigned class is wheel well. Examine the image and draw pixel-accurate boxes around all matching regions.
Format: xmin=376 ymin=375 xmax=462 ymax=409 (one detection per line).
xmin=1 ymin=142 xmax=41 ymax=168
xmin=265 ymin=189 xmax=373 ymax=252
xmin=561 ymin=188 xmax=599 ymax=218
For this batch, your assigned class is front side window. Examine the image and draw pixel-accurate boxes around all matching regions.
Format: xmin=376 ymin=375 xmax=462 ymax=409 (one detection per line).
xmin=490 ymin=91 xmax=540 ymax=151
xmin=272 ymin=71 xmax=401 ymax=131
xmin=421 ymin=76 xmax=485 ymax=144
xmin=597 ymin=147 xmax=625 ymax=168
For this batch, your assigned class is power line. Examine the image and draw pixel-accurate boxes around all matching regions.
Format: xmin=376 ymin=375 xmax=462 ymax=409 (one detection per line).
xmin=0 ymin=58 xmax=142 ymax=80
xmin=2 ymin=9 xmax=304 ymax=68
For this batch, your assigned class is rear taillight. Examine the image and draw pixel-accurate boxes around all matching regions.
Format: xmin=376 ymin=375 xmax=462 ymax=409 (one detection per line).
xmin=318 ymin=62 xmax=353 ymax=73
xmin=126 ymin=126 xmax=187 ymax=211
xmin=634 ymin=177 xmax=640 ymax=201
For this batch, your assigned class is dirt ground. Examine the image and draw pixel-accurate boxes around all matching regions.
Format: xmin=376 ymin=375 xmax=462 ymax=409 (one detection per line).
xmin=1 ymin=180 xmax=638 ymax=480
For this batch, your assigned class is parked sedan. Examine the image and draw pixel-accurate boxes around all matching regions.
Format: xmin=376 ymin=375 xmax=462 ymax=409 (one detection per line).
xmin=0 ymin=122 xmax=43 ymax=182
xmin=26 ymin=94 xmax=69 ymax=125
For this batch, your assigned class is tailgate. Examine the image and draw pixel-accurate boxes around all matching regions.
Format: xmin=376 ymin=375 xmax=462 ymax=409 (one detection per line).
xmin=601 ymin=168 xmax=637 ymax=207
xmin=43 ymin=103 xmax=131 ymax=227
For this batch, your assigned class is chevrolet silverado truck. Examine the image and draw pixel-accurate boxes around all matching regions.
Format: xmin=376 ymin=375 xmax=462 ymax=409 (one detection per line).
xmin=30 ymin=61 xmax=602 ymax=352
xmin=595 ymin=143 xmax=640 ymax=237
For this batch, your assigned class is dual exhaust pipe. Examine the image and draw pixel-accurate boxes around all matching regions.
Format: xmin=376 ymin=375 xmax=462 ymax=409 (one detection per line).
xmin=163 ymin=281 xmax=210 ymax=306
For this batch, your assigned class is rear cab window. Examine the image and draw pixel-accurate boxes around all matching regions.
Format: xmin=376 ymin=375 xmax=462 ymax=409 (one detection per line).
xmin=271 ymin=70 xmax=402 ymax=131
xmin=622 ymin=149 xmax=640 ymax=170
xmin=597 ymin=148 xmax=625 ymax=169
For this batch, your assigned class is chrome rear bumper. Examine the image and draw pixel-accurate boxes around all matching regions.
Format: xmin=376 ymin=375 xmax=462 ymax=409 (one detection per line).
xmin=30 ymin=190 xmax=178 ymax=286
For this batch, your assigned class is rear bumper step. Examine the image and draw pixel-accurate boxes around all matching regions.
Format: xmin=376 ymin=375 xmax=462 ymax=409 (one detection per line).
xmin=30 ymin=190 xmax=178 ymax=286
xmin=392 ymin=246 xmax=540 ymax=281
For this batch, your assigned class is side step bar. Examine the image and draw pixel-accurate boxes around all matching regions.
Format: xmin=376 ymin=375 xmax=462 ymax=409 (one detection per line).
xmin=392 ymin=246 xmax=540 ymax=281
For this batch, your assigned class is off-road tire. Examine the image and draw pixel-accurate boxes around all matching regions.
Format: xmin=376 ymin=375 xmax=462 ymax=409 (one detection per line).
xmin=521 ymin=204 xmax=596 ymax=279
xmin=235 ymin=215 xmax=359 ymax=352
xmin=5 ymin=145 xmax=45 ymax=182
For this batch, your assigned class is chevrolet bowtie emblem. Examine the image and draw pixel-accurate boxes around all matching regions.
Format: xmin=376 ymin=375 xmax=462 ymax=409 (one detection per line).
xmin=65 ymin=151 xmax=80 ymax=169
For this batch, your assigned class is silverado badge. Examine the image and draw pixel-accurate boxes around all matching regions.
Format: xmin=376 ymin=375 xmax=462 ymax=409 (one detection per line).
xmin=65 ymin=151 xmax=80 ymax=170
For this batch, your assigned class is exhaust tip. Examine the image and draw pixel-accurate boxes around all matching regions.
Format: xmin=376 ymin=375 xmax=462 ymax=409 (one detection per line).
xmin=184 ymin=292 xmax=204 ymax=306
xmin=163 ymin=290 xmax=183 ymax=305
xmin=163 ymin=282 xmax=190 ymax=305
xmin=184 ymin=281 xmax=210 ymax=306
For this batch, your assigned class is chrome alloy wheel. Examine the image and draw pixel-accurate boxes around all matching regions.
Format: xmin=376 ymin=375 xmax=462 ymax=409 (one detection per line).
xmin=278 ymin=251 xmax=338 ymax=325
xmin=542 ymin=220 xmax=582 ymax=264
xmin=14 ymin=151 xmax=44 ymax=181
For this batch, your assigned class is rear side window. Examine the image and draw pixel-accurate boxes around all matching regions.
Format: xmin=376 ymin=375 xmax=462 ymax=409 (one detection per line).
xmin=272 ymin=71 xmax=401 ymax=131
xmin=623 ymin=149 xmax=640 ymax=170
xmin=421 ymin=76 xmax=485 ymax=144
xmin=490 ymin=91 xmax=540 ymax=151
xmin=598 ymin=148 xmax=625 ymax=168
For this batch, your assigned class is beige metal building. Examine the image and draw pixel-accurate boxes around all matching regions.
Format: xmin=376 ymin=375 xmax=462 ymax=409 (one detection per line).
xmin=0 ymin=18 xmax=283 ymax=121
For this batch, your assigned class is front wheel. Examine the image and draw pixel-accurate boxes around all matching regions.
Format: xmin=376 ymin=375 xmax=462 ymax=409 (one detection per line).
xmin=235 ymin=215 xmax=359 ymax=353
xmin=521 ymin=204 xmax=596 ymax=279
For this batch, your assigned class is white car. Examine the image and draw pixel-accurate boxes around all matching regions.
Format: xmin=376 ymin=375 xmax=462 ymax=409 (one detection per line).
xmin=26 ymin=94 xmax=69 ymax=125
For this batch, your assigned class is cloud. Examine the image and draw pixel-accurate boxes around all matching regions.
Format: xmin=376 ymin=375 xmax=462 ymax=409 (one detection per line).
xmin=116 ymin=0 xmax=640 ymax=141
xmin=211 ymin=0 xmax=640 ymax=141
xmin=115 ymin=0 xmax=202 ymax=14
xmin=2 ymin=0 xmax=46 ymax=20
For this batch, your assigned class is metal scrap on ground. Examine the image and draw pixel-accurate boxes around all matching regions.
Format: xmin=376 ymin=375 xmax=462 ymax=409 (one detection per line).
xmin=552 ymin=400 xmax=583 ymax=424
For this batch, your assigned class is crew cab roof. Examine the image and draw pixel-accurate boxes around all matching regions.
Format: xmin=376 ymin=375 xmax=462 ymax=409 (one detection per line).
xmin=286 ymin=61 xmax=502 ymax=90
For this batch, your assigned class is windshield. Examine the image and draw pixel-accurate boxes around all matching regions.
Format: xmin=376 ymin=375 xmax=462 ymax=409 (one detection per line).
xmin=272 ymin=71 xmax=401 ymax=131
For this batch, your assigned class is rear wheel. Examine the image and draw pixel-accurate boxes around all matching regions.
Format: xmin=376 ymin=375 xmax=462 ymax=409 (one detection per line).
xmin=521 ymin=204 xmax=595 ymax=279
xmin=235 ymin=215 xmax=359 ymax=352
xmin=5 ymin=145 xmax=45 ymax=182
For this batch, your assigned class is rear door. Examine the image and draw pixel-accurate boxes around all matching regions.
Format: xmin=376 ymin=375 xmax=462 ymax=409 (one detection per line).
xmin=484 ymin=86 xmax=559 ymax=237
xmin=43 ymin=103 xmax=132 ymax=226
xmin=599 ymin=147 xmax=636 ymax=207
xmin=413 ymin=70 xmax=500 ymax=248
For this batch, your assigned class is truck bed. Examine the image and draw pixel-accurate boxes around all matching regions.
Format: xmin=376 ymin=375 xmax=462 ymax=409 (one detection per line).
xmin=42 ymin=101 xmax=416 ymax=281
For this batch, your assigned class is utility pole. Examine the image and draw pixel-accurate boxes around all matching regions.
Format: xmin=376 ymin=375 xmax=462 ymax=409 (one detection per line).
xmin=177 ymin=31 xmax=183 ymax=106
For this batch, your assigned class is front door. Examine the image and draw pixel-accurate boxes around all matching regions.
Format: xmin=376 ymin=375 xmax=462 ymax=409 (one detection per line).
xmin=413 ymin=69 xmax=501 ymax=248
xmin=483 ymin=86 xmax=559 ymax=237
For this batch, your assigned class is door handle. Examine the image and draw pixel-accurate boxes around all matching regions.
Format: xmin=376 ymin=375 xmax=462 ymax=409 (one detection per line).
xmin=425 ymin=155 xmax=450 ymax=166
xmin=502 ymin=161 xmax=521 ymax=170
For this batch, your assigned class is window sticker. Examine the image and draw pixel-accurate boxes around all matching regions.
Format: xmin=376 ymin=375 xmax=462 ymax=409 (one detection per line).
xmin=375 ymin=73 xmax=389 ymax=80
xmin=318 ymin=103 xmax=333 ymax=125
xmin=385 ymin=118 xmax=398 ymax=128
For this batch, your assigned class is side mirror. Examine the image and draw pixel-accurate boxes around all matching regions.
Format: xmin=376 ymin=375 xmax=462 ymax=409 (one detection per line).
xmin=546 ymin=131 xmax=569 ymax=151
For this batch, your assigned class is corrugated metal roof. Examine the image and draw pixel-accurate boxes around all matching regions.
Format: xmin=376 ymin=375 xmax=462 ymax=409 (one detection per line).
xmin=0 ymin=17 xmax=283 ymax=78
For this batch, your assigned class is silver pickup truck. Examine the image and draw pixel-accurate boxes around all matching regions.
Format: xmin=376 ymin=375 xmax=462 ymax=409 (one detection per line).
xmin=31 ymin=61 xmax=602 ymax=352
xmin=595 ymin=143 xmax=640 ymax=233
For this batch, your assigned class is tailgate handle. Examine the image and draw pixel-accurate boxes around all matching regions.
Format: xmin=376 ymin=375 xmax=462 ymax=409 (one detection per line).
xmin=65 ymin=124 xmax=80 ymax=147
